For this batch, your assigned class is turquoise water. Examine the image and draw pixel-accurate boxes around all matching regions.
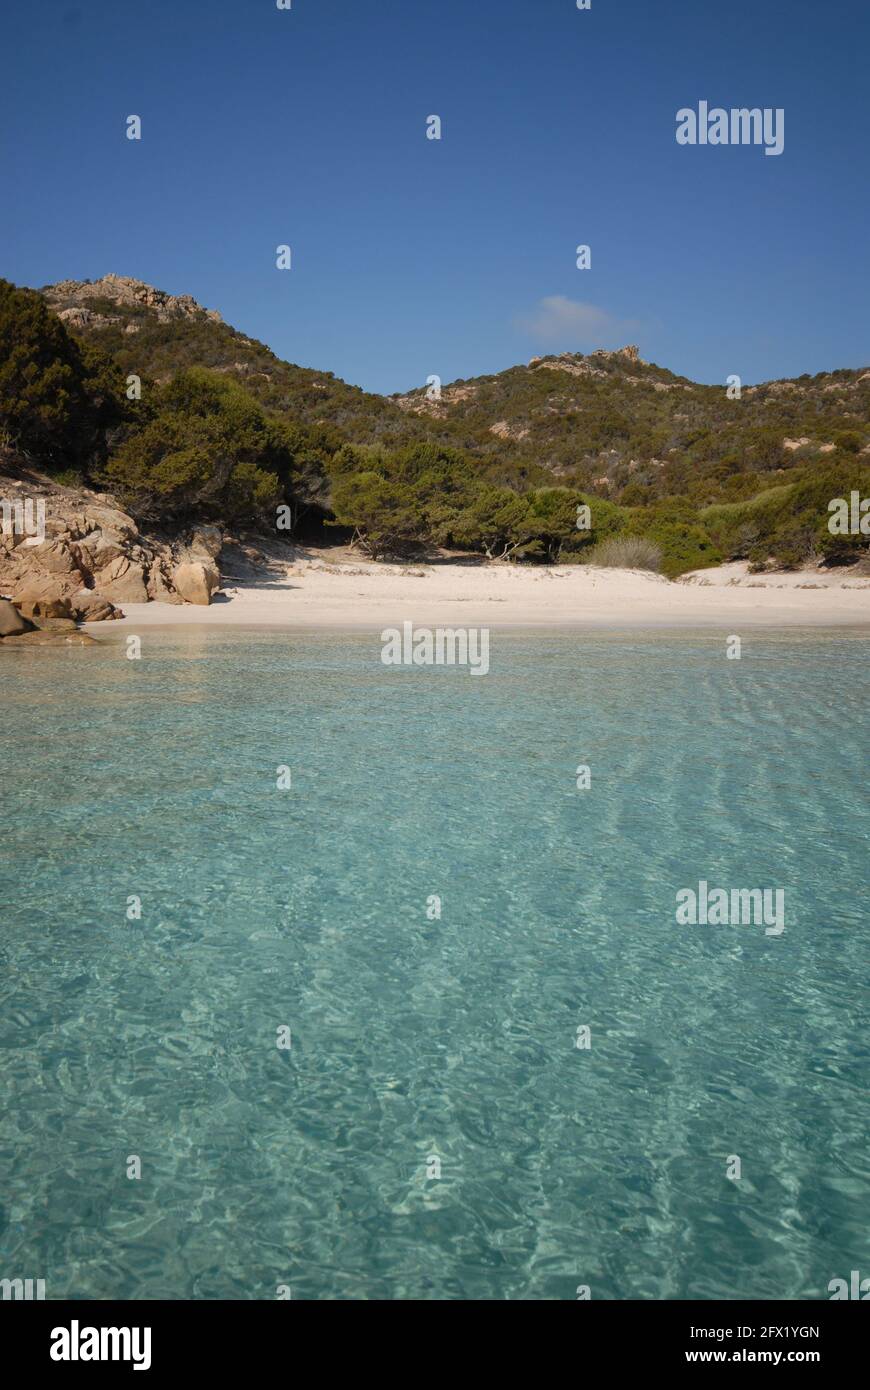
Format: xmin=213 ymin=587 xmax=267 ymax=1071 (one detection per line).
xmin=0 ymin=627 xmax=867 ymax=1300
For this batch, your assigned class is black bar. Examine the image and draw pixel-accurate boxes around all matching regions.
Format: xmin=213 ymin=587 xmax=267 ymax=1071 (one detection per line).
xmin=4 ymin=1298 xmax=865 ymax=1375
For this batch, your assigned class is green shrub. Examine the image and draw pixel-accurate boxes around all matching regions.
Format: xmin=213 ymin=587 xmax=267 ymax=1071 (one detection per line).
xmin=586 ymin=536 xmax=663 ymax=571
xmin=830 ymin=429 xmax=864 ymax=455
xmin=631 ymin=521 xmax=721 ymax=577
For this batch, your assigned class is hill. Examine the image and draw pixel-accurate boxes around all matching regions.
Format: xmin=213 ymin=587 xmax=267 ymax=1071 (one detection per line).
xmin=394 ymin=343 xmax=870 ymax=502
xmin=41 ymin=275 xmax=436 ymax=454
xmin=43 ymin=274 xmax=870 ymax=501
xmin=0 ymin=273 xmax=866 ymax=576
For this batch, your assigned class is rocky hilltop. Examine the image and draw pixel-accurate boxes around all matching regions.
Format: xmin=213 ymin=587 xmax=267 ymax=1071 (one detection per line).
xmin=44 ymin=274 xmax=223 ymax=334
xmin=394 ymin=346 xmax=673 ymax=420
xmin=36 ymin=274 xmax=423 ymax=453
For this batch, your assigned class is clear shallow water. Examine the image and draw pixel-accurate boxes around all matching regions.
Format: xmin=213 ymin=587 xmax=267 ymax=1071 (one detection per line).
xmin=0 ymin=626 xmax=867 ymax=1301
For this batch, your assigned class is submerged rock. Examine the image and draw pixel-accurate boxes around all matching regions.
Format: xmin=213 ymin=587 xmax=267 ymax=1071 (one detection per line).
xmin=33 ymin=617 xmax=77 ymax=632
xmin=0 ymin=628 xmax=99 ymax=646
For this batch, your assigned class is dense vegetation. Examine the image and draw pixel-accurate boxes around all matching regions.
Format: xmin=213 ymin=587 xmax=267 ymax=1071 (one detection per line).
xmin=0 ymin=280 xmax=127 ymax=469
xmin=106 ymin=370 xmax=310 ymax=523
xmin=1 ymin=275 xmax=867 ymax=575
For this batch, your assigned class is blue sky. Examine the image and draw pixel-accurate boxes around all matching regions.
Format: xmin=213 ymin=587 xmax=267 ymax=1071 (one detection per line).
xmin=2 ymin=0 xmax=868 ymax=394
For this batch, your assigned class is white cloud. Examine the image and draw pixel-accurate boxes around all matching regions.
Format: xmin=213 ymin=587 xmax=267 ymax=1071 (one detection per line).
xmin=517 ymin=296 xmax=642 ymax=349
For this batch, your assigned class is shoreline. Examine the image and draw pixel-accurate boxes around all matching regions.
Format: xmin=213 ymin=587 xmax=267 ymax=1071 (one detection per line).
xmin=107 ymin=560 xmax=870 ymax=633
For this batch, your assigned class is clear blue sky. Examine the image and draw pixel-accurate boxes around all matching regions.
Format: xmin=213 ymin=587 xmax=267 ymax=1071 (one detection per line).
xmin=2 ymin=0 xmax=868 ymax=394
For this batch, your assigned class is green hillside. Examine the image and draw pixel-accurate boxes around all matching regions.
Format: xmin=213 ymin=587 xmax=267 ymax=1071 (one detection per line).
xmin=0 ymin=274 xmax=866 ymax=576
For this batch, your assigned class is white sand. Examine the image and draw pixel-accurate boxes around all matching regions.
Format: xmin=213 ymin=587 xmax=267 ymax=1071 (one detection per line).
xmin=111 ymin=557 xmax=870 ymax=631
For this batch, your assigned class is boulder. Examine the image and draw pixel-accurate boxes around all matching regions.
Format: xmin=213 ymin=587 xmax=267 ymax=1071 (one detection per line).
xmin=189 ymin=525 xmax=223 ymax=561
xmin=71 ymin=590 xmax=122 ymax=622
xmin=14 ymin=592 xmax=73 ymax=621
xmin=78 ymin=504 xmax=139 ymax=540
xmin=26 ymin=538 xmax=79 ymax=576
xmin=0 ymin=597 xmax=34 ymax=636
xmin=84 ymin=535 xmax=129 ymax=571
xmin=6 ymin=566 xmax=83 ymax=606
xmin=147 ymin=565 xmax=184 ymax=604
xmin=34 ymin=617 xmax=77 ymax=632
xmin=172 ymin=560 xmax=220 ymax=606
xmin=97 ymin=555 xmax=149 ymax=603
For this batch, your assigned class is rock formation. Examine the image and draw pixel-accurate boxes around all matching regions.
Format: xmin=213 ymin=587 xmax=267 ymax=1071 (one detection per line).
xmin=45 ymin=274 xmax=223 ymax=326
xmin=0 ymin=595 xmax=99 ymax=646
xmin=0 ymin=472 xmax=225 ymax=617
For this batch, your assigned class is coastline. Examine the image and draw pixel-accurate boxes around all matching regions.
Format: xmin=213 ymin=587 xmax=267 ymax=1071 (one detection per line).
xmin=109 ymin=558 xmax=870 ymax=632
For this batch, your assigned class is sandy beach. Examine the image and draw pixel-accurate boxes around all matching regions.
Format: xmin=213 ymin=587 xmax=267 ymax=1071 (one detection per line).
xmin=112 ymin=555 xmax=870 ymax=631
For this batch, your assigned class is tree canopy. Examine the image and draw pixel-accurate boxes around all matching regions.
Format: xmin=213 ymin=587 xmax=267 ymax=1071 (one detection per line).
xmin=0 ymin=278 xmax=127 ymax=467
